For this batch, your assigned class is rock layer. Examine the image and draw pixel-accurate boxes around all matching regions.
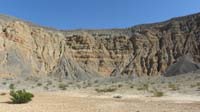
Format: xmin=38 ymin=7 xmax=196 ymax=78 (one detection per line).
xmin=0 ymin=13 xmax=200 ymax=79
xmin=164 ymin=55 xmax=200 ymax=76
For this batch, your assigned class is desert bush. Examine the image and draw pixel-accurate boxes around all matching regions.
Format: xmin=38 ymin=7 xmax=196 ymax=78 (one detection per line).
xmin=190 ymin=82 xmax=200 ymax=88
xmin=151 ymin=88 xmax=164 ymax=97
xmin=9 ymin=84 xmax=15 ymax=90
xmin=94 ymin=80 xmax=99 ymax=83
xmin=59 ymin=83 xmax=68 ymax=90
xmin=168 ymin=83 xmax=179 ymax=91
xmin=143 ymin=83 xmax=149 ymax=91
xmin=37 ymin=83 xmax=42 ymax=86
xmin=137 ymin=87 xmax=144 ymax=91
xmin=46 ymin=80 xmax=52 ymax=86
xmin=197 ymin=87 xmax=200 ymax=91
xmin=113 ymin=95 xmax=122 ymax=99
xmin=137 ymin=83 xmax=149 ymax=91
xmin=2 ymin=82 xmax=7 ymax=85
xmin=190 ymin=84 xmax=197 ymax=88
xmin=95 ymin=87 xmax=117 ymax=93
xmin=197 ymin=82 xmax=200 ymax=86
xmin=10 ymin=89 xmax=34 ymax=104
xmin=130 ymin=84 xmax=134 ymax=88
xmin=117 ymin=84 xmax=123 ymax=88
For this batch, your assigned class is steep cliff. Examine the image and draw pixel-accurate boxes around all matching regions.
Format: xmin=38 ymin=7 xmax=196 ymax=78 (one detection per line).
xmin=0 ymin=13 xmax=200 ymax=80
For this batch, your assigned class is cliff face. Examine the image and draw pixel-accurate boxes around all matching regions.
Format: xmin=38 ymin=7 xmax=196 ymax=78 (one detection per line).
xmin=0 ymin=13 xmax=200 ymax=80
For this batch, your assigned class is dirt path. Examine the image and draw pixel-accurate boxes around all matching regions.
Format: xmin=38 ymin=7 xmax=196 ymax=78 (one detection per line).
xmin=0 ymin=91 xmax=200 ymax=112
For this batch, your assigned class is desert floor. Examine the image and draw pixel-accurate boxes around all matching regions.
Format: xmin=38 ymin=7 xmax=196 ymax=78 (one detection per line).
xmin=0 ymin=90 xmax=200 ymax=112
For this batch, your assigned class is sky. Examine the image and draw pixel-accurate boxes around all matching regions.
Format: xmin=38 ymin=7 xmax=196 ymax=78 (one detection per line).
xmin=0 ymin=0 xmax=200 ymax=30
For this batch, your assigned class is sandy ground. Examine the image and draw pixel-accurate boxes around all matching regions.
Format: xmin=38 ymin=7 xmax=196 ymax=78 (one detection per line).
xmin=0 ymin=90 xmax=200 ymax=112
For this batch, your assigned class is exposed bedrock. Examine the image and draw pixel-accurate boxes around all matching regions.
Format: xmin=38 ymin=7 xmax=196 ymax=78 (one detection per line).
xmin=0 ymin=13 xmax=200 ymax=80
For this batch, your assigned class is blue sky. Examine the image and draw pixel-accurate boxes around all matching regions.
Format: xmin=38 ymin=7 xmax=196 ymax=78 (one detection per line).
xmin=0 ymin=0 xmax=200 ymax=30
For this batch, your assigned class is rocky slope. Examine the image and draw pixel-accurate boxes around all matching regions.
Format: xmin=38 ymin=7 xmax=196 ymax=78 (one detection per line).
xmin=0 ymin=13 xmax=200 ymax=80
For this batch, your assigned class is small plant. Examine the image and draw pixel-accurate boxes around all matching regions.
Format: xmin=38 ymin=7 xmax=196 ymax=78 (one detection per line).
xmin=190 ymin=82 xmax=200 ymax=88
xmin=46 ymin=80 xmax=52 ymax=86
xmin=117 ymin=84 xmax=123 ymax=88
xmin=137 ymin=87 xmax=144 ymax=91
xmin=59 ymin=83 xmax=68 ymax=90
xmin=143 ymin=83 xmax=149 ymax=91
xmin=190 ymin=84 xmax=196 ymax=88
xmin=168 ymin=83 xmax=179 ymax=91
xmin=10 ymin=89 xmax=34 ymax=104
xmin=2 ymin=82 xmax=7 ymax=85
xmin=197 ymin=82 xmax=200 ymax=86
xmin=95 ymin=87 xmax=117 ymax=93
xmin=130 ymin=85 xmax=134 ymax=88
xmin=137 ymin=83 xmax=149 ymax=92
xmin=113 ymin=95 xmax=122 ymax=99
xmin=151 ymin=88 xmax=164 ymax=97
xmin=9 ymin=84 xmax=15 ymax=90
xmin=37 ymin=83 xmax=42 ymax=86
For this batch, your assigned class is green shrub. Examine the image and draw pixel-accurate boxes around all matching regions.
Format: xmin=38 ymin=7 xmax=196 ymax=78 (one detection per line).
xmin=113 ymin=95 xmax=122 ymax=99
xmin=95 ymin=87 xmax=117 ymax=93
xmin=46 ymin=80 xmax=52 ymax=86
xmin=151 ymin=88 xmax=164 ymax=97
xmin=59 ymin=83 xmax=68 ymax=90
xmin=143 ymin=84 xmax=149 ymax=91
xmin=168 ymin=83 xmax=179 ymax=91
xmin=37 ymin=83 xmax=42 ymax=86
xmin=197 ymin=82 xmax=200 ymax=86
xmin=191 ymin=82 xmax=200 ymax=88
xmin=2 ymin=82 xmax=7 ymax=85
xmin=190 ymin=84 xmax=196 ymax=88
xmin=9 ymin=84 xmax=15 ymax=90
xmin=197 ymin=87 xmax=200 ymax=91
xmin=130 ymin=85 xmax=134 ymax=88
xmin=153 ymin=91 xmax=164 ymax=97
xmin=10 ymin=89 xmax=34 ymax=104
xmin=137 ymin=87 xmax=144 ymax=91
xmin=137 ymin=83 xmax=149 ymax=91
xmin=117 ymin=84 xmax=123 ymax=88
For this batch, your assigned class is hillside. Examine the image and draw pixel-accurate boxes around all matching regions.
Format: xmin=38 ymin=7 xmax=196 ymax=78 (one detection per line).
xmin=0 ymin=13 xmax=200 ymax=81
